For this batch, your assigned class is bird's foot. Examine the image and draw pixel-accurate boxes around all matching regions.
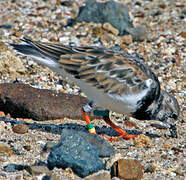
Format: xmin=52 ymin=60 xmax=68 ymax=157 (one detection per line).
xmin=82 ymin=105 xmax=137 ymax=141
xmin=102 ymin=114 xmax=137 ymax=141
xmin=100 ymin=133 xmax=137 ymax=142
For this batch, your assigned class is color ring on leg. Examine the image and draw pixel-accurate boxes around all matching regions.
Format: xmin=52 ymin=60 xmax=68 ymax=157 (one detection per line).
xmin=87 ymin=123 xmax=94 ymax=129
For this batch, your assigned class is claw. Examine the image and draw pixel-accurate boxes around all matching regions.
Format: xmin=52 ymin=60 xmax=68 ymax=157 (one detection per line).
xmin=100 ymin=134 xmax=137 ymax=142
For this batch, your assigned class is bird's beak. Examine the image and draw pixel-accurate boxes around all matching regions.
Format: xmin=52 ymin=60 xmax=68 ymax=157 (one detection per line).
xmin=168 ymin=123 xmax=177 ymax=138
xmin=163 ymin=118 xmax=178 ymax=138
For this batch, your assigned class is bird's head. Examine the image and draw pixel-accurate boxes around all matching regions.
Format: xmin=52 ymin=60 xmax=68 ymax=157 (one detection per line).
xmin=155 ymin=90 xmax=180 ymax=137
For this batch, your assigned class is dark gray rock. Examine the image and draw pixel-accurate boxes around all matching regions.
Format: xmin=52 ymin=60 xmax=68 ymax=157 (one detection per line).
xmin=3 ymin=164 xmax=27 ymax=172
xmin=68 ymin=0 xmax=133 ymax=35
xmin=47 ymin=129 xmax=106 ymax=178
xmin=144 ymin=165 xmax=156 ymax=173
xmin=0 ymin=24 xmax=12 ymax=29
xmin=74 ymin=130 xmax=115 ymax=157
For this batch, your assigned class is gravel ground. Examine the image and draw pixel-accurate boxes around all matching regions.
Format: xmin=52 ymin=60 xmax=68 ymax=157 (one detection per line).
xmin=0 ymin=0 xmax=185 ymax=179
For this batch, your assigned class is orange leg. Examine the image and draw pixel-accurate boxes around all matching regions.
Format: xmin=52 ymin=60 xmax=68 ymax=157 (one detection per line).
xmin=82 ymin=109 xmax=96 ymax=134
xmin=82 ymin=107 xmax=136 ymax=141
xmin=102 ymin=116 xmax=136 ymax=141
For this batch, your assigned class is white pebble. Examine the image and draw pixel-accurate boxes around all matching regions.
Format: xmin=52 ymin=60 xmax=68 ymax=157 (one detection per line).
xmin=28 ymin=60 xmax=34 ymax=66
xmin=170 ymin=172 xmax=176 ymax=177
xmin=59 ymin=36 xmax=69 ymax=42
xmin=56 ymin=84 xmax=63 ymax=90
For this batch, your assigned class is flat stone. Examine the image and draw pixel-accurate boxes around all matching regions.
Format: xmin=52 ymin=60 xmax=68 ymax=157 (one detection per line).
xmin=47 ymin=129 xmax=105 ymax=178
xmin=84 ymin=170 xmax=111 ymax=180
xmin=0 ymin=83 xmax=100 ymax=120
xmin=111 ymin=159 xmax=144 ymax=180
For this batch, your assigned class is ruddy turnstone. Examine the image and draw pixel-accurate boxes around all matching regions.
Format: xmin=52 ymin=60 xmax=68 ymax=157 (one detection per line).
xmin=10 ymin=37 xmax=180 ymax=140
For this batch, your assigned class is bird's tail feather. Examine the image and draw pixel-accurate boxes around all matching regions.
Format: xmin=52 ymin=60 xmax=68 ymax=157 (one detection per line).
xmin=10 ymin=43 xmax=44 ymax=58
xmin=10 ymin=37 xmax=76 ymax=61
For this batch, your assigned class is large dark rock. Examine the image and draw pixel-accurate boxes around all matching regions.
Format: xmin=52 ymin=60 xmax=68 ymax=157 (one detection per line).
xmin=0 ymin=83 xmax=100 ymax=120
xmin=68 ymin=0 xmax=133 ymax=35
xmin=47 ymin=129 xmax=106 ymax=178
xmin=68 ymin=129 xmax=114 ymax=157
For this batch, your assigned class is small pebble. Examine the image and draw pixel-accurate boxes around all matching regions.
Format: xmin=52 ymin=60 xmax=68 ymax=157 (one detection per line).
xmin=103 ymin=23 xmax=119 ymax=36
xmin=12 ymin=124 xmax=29 ymax=134
xmin=133 ymin=134 xmax=152 ymax=147
xmin=0 ymin=143 xmax=13 ymax=155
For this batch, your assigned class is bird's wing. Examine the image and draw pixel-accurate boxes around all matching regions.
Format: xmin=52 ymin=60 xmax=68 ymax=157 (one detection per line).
xmin=23 ymin=38 xmax=153 ymax=95
xmin=59 ymin=49 xmax=151 ymax=95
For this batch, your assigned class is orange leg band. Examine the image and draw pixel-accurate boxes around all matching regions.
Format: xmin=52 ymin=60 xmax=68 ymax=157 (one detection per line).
xmin=82 ymin=109 xmax=96 ymax=134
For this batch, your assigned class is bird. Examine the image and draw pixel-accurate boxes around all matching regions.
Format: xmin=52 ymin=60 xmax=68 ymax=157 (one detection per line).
xmin=10 ymin=37 xmax=180 ymax=140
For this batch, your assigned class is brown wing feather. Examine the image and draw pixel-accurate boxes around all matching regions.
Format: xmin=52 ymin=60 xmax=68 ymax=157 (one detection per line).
xmin=23 ymin=38 xmax=151 ymax=95
xmin=58 ymin=49 xmax=150 ymax=95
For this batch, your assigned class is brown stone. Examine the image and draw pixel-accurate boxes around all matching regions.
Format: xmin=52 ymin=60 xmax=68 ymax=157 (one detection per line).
xmin=92 ymin=26 xmax=105 ymax=38
xmin=0 ymin=42 xmax=9 ymax=52
xmin=124 ymin=121 xmax=138 ymax=128
xmin=12 ymin=124 xmax=29 ymax=134
xmin=121 ymin=35 xmax=133 ymax=45
xmin=180 ymin=31 xmax=186 ymax=38
xmin=133 ymin=134 xmax=152 ymax=147
xmin=0 ymin=111 xmax=5 ymax=116
xmin=0 ymin=83 xmax=101 ymax=121
xmin=111 ymin=159 xmax=144 ymax=180
xmin=0 ymin=143 xmax=13 ymax=155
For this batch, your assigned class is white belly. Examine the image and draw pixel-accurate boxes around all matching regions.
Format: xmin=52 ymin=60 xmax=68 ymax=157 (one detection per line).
xmin=43 ymin=64 xmax=148 ymax=114
xmin=72 ymin=78 xmax=148 ymax=114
